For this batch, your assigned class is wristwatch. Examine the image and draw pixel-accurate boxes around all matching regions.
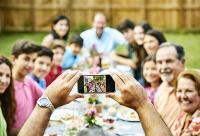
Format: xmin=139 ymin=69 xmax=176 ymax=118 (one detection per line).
xmin=37 ymin=96 xmax=55 ymax=112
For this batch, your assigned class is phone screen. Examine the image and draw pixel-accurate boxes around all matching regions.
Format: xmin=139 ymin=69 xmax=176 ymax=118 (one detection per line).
xmin=78 ymin=75 xmax=115 ymax=93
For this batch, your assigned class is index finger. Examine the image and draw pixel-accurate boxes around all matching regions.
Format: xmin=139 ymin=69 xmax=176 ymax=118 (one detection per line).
xmin=109 ymin=71 xmax=126 ymax=91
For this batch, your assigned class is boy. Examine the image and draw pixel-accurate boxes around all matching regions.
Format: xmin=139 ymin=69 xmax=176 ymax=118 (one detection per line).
xmin=62 ymin=34 xmax=83 ymax=70
xmin=45 ymin=44 xmax=65 ymax=87
xmin=29 ymin=47 xmax=53 ymax=89
xmin=11 ymin=40 xmax=43 ymax=134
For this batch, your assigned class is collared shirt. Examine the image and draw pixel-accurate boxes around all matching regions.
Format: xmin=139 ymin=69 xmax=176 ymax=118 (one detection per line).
xmin=29 ymin=74 xmax=46 ymax=89
xmin=171 ymin=110 xmax=200 ymax=136
xmin=13 ymin=76 xmax=43 ymax=129
xmin=154 ymin=82 xmax=182 ymax=128
xmin=62 ymin=47 xmax=80 ymax=70
xmin=80 ymin=27 xmax=127 ymax=54
xmin=0 ymin=107 xmax=7 ymax=136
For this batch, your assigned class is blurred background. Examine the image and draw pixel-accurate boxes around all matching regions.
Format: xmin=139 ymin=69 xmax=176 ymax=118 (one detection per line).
xmin=0 ymin=0 xmax=200 ymax=68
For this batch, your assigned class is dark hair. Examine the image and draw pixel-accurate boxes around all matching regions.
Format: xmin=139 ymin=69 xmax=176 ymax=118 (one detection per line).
xmin=37 ymin=46 xmax=54 ymax=61
xmin=142 ymin=55 xmax=162 ymax=87
xmin=51 ymin=15 xmax=70 ymax=40
xmin=157 ymin=42 xmax=185 ymax=62
xmin=11 ymin=40 xmax=40 ymax=57
xmin=0 ymin=56 xmax=16 ymax=134
xmin=69 ymin=34 xmax=84 ymax=48
xmin=138 ymin=21 xmax=152 ymax=33
xmin=117 ymin=19 xmax=135 ymax=32
xmin=146 ymin=30 xmax=166 ymax=45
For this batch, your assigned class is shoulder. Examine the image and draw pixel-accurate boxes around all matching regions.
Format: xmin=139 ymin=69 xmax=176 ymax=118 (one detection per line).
xmin=80 ymin=28 xmax=94 ymax=37
xmin=43 ymin=34 xmax=53 ymax=41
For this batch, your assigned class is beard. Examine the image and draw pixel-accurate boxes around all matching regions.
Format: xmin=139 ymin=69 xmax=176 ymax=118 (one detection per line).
xmin=160 ymin=73 xmax=174 ymax=83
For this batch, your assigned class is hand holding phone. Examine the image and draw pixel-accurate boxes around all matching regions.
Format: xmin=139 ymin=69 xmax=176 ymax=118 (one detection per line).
xmin=78 ymin=74 xmax=115 ymax=93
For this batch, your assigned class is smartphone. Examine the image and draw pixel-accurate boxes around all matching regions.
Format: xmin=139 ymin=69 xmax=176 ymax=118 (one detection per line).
xmin=78 ymin=74 xmax=115 ymax=93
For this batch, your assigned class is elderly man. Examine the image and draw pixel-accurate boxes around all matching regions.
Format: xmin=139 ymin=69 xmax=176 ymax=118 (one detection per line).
xmin=80 ymin=12 xmax=127 ymax=55
xmin=154 ymin=42 xmax=185 ymax=128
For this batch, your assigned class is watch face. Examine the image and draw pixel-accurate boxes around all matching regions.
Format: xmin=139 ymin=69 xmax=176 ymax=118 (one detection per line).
xmin=39 ymin=97 xmax=50 ymax=106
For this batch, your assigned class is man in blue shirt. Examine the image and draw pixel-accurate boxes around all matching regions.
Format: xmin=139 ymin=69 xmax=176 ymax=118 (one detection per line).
xmin=80 ymin=12 xmax=127 ymax=55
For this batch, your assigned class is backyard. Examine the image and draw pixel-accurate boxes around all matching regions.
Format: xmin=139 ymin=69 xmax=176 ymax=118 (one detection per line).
xmin=0 ymin=32 xmax=200 ymax=68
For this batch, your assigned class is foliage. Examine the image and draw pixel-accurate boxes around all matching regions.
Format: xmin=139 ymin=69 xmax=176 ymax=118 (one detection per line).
xmin=84 ymin=108 xmax=97 ymax=127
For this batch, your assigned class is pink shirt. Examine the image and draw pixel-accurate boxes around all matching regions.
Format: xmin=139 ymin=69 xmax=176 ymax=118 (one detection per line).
xmin=13 ymin=76 xmax=43 ymax=128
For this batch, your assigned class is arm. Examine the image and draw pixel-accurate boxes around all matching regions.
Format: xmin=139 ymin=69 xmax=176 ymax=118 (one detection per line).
xmin=18 ymin=70 xmax=83 ymax=136
xmin=110 ymin=51 xmax=136 ymax=69
xmin=41 ymin=34 xmax=53 ymax=48
xmin=107 ymin=71 xmax=172 ymax=136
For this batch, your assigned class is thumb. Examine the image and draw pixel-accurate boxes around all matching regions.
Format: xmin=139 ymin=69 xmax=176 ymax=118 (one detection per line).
xmin=67 ymin=93 xmax=84 ymax=103
xmin=106 ymin=93 xmax=123 ymax=105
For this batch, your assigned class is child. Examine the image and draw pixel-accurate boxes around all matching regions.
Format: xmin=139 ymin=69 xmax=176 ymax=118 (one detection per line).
xmin=62 ymin=34 xmax=83 ymax=70
xmin=45 ymin=44 xmax=65 ymax=87
xmin=29 ymin=47 xmax=53 ymax=89
xmin=142 ymin=55 xmax=161 ymax=104
xmin=11 ymin=40 xmax=43 ymax=134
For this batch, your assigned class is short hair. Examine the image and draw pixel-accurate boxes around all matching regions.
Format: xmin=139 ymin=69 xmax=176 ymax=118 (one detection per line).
xmin=157 ymin=42 xmax=185 ymax=61
xmin=117 ymin=19 xmax=135 ymax=32
xmin=51 ymin=44 xmax=65 ymax=52
xmin=37 ymin=47 xmax=54 ymax=61
xmin=11 ymin=40 xmax=40 ymax=57
xmin=69 ymin=34 xmax=83 ymax=48
xmin=146 ymin=30 xmax=166 ymax=45
xmin=175 ymin=69 xmax=200 ymax=95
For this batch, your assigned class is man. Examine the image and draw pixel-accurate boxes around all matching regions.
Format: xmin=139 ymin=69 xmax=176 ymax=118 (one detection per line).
xmin=18 ymin=70 xmax=172 ymax=136
xmin=80 ymin=12 xmax=127 ymax=55
xmin=154 ymin=42 xmax=185 ymax=128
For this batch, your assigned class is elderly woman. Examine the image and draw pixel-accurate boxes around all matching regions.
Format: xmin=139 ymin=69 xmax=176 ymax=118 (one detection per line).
xmin=171 ymin=69 xmax=200 ymax=135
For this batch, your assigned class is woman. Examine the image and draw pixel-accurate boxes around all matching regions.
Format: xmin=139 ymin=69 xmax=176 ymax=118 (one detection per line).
xmin=143 ymin=30 xmax=166 ymax=56
xmin=42 ymin=15 xmax=70 ymax=48
xmin=171 ymin=69 xmax=200 ymax=135
xmin=142 ymin=55 xmax=161 ymax=104
xmin=0 ymin=56 xmax=16 ymax=136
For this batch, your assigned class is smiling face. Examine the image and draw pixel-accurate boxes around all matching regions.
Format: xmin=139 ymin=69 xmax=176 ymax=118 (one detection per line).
xmin=143 ymin=60 xmax=160 ymax=84
xmin=13 ymin=53 xmax=37 ymax=78
xmin=156 ymin=46 xmax=184 ymax=84
xmin=176 ymin=77 xmax=200 ymax=114
xmin=144 ymin=35 xmax=159 ymax=55
xmin=32 ymin=56 xmax=52 ymax=78
xmin=0 ymin=63 xmax=11 ymax=94
xmin=52 ymin=47 xmax=65 ymax=66
xmin=134 ymin=26 xmax=145 ymax=45
xmin=53 ymin=19 xmax=69 ymax=38
xmin=122 ymin=28 xmax=135 ymax=44
xmin=93 ymin=14 xmax=106 ymax=38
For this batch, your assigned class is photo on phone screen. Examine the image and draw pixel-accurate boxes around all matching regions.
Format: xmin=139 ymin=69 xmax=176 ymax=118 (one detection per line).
xmin=78 ymin=75 xmax=115 ymax=93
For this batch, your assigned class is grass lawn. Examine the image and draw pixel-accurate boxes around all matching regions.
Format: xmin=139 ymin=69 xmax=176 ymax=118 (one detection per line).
xmin=0 ymin=32 xmax=200 ymax=68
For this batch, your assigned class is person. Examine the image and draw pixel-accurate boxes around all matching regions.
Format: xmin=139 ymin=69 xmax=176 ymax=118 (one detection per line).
xmin=42 ymin=15 xmax=70 ymax=48
xmin=45 ymin=44 xmax=65 ymax=87
xmin=142 ymin=55 xmax=161 ymax=104
xmin=154 ymin=42 xmax=185 ymax=128
xmin=80 ymin=12 xmax=127 ymax=55
xmin=11 ymin=40 xmax=43 ymax=135
xmin=0 ymin=56 xmax=16 ymax=136
xmin=112 ymin=19 xmax=147 ymax=83
xmin=143 ymin=30 xmax=166 ymax=56
xmin=29 ymin=47 xmax=53 ymax=89
xmin=18 ymin=70 xmax=172 ymax=136
xmin=171 ymin=69 xmax=200 ymax=136
xmin=62 ymin=34 xmax=84 ymax=70
xmin=134 ymin=21 xmax=152 ymax=46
